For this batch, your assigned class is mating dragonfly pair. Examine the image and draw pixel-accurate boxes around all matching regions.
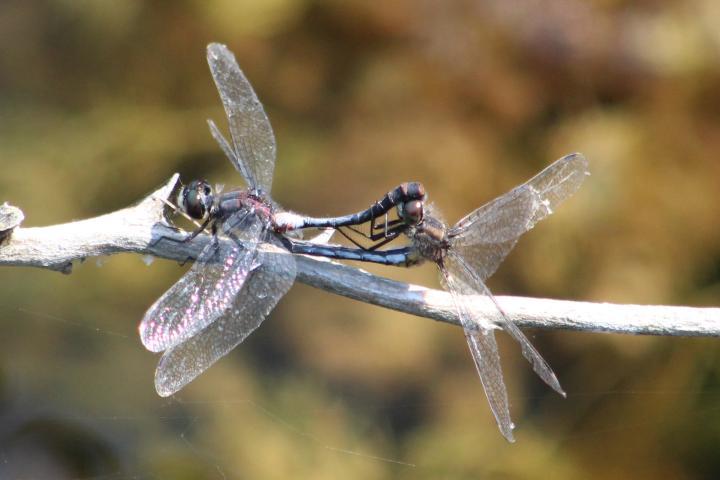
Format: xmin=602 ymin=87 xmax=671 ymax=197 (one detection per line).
xmin=140 ymin=43 xmax=588 ymax=442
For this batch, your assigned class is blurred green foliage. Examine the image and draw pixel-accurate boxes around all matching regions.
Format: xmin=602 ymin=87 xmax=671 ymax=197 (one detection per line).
xmin=1 ymin=0 xmax=720 ymax=478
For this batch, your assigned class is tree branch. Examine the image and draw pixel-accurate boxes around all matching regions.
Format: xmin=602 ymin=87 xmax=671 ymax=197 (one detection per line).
xmin=1 ymin=176 xmax=718 ymax=337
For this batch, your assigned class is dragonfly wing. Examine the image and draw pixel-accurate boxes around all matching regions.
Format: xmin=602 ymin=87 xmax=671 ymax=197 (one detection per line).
xmin=139 ymin=209 xmax=262 ymax=353
xmin=448 ymin=153 xmax=589 ymax=281
xmin=207 ymin=43 xmax=276 ymax=193
xmin=154 ymin=233 xmax=296 ymax=397
xmin=440 ymin=261 xmax=515 ymax=442
xmin=207 ymin=118 xmax=244 ymax=179
xmin=444 ymin=252 xmax=565 ymax=396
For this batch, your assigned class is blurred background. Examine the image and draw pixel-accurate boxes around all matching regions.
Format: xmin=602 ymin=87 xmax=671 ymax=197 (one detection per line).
xmin=1 ymin=0 xmax=719 ymax=478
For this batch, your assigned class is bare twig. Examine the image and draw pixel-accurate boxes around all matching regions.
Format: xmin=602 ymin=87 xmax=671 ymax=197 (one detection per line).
xmin=1 ymin=176 xmax=718 ymax=337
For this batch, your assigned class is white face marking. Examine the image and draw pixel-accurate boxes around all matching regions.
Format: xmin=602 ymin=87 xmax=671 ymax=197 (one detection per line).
xmin=176 ymin=189 xmax=186 ymax=214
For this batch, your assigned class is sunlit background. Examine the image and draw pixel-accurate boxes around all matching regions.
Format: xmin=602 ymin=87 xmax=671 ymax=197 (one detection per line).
xmin=1 ymin=1 xmax=720 ymax=478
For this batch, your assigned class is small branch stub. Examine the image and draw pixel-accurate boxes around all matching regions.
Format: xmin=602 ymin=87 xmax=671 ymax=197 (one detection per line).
xmin=0 ymin=203 xmax=24 ymax=244
xmin=0 ymin=175 xmax=718 ymax=337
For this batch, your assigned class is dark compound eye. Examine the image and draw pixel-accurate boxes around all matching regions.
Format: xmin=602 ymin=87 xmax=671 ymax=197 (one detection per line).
xmin=182 ymin=180 xmax=214 ymax=220
xmin=399 ymin=199 xmax=424 ymax=225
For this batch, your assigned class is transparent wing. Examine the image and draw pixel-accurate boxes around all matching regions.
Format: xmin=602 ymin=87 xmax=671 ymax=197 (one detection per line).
xmin=207 ymin=42 xmax=276 ymax=192
xmin=139 ymin=209 xmax=262 ymax=353
xmin=448 ymin=153 xmax=588 ymax=281
xmin=443 ymin=251 xmax=565 ymax=401
xmin=207 ymin=118 xmax=247 ymax=181
xmin=154 ymin=234 xmax=296 ymax=397
xmin=440 ymin=260 xmax=515 ymax=442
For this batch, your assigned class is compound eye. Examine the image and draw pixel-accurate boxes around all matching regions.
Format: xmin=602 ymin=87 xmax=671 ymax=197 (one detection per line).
xmin=399 ymin=199 xmax=424 ymax=225
xmin=182 ymin=180 xmax=213 ymax=220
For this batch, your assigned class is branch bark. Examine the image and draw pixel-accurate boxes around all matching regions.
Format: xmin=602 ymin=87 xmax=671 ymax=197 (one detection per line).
xmin=1 ymin=176 xmax=718 ymax=337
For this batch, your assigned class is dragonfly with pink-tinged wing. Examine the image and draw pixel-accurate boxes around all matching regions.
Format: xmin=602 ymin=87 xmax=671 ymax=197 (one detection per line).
xmin=139 ymin=43 xmax=426 ymax=397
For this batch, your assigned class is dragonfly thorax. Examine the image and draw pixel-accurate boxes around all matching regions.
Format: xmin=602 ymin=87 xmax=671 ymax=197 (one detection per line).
xmin=408 ymin=215 xmax=447 ymax=263
xmin=179 ymin=179 xmax=215 ymax=220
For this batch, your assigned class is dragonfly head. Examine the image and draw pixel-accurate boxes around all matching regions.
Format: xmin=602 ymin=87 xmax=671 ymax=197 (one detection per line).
xmin=179 ymin=179 xmax=215 ymax=220
xmin=397 ymin=199 xmax=424 ymax=226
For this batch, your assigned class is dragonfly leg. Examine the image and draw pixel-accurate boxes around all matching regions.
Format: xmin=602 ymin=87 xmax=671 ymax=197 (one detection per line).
xmin=368 ymin=211 xmax=388 ymax=237
xmin=336 ymin=202 xmax=389 ymax=240
xmin=335 ymin=227 xmax=371 ymax=249
xmin=372 ymin=218 xmax=403 ymax=231
xmin=184 ymin=217 xmax=213 ymax=243
xmin=156 ymin=218 xmax=213 ymax=266
xmin=331 ymin=220 xmax=386 ymax=244
xmin=366 ymin=226 xmax=406 ymax=250
xmin=368 ymin=219 xmax=404 ymax=241
xmin=335 ymin=223 xmax=408 ymax=251
xmin=343 ymin=224 xmax=373 ymax=239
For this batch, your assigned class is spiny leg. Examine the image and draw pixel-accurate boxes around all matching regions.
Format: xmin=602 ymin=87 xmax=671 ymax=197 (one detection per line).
xmin=335 ymin=223 xmax=407 ymax=251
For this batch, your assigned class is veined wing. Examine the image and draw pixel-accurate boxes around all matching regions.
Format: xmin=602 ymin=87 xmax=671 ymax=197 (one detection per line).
xmin=440 ymin=259 xmax=515 ymax=442
xmin=443 ymin=251 xmax=565 ymax=400
xmin=154 ymin=234 xmax=296 ymax=397
xmin=448 ymin=153 xmax=588 ymax=281
xmin=139 ymin=209 xmax=262 ymax=353
xmin=207 ymin=42 xmax=276 ymax=193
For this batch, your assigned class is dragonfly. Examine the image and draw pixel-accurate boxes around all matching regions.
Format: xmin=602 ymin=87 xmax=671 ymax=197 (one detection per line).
xmin=139 ymin=43 xmax=427 ymax=397
xmin=285 ymin=153 xmax=589 ymax=441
